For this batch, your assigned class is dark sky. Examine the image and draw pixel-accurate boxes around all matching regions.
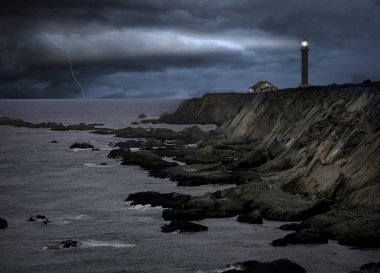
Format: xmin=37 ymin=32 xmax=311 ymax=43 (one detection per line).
xmin=1 ymin=0 xmax=379 ymax=99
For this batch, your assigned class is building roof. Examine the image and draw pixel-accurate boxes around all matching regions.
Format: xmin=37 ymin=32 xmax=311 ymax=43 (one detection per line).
xmin=249 ymin=81 xmax=277 ymax=89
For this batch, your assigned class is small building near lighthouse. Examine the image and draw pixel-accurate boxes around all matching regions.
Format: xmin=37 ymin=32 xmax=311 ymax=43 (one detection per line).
xmin=248 ymin=81 xmax=277 ymax=93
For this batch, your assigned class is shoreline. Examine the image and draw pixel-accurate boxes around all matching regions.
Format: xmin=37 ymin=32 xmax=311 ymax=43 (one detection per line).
xmin=1 ymin=82 xmax=379 ymax=272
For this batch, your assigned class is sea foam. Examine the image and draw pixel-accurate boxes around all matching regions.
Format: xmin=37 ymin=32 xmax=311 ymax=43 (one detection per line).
xmin=126 ymin=204 xmax=163 ymax=211
xmin=81 ymin=240 xmax=136 ymax=249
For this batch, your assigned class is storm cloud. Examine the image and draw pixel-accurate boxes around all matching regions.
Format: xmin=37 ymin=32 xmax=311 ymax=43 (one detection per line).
xmin=0 ymin=0 xmax=379 ymax=98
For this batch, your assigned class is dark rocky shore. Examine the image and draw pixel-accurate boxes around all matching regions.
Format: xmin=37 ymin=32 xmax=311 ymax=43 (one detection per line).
xmin=122 ymin=82 xmax=380 ymax=249
xmin=2 ymin=82 xmax=379 ymax=271
xmin=0 ymin=117 xmax=109 ymax=131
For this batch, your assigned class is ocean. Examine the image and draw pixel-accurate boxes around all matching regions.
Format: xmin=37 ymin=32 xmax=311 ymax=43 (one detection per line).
xmin=0 ymin=99 xmax=378 ymax=273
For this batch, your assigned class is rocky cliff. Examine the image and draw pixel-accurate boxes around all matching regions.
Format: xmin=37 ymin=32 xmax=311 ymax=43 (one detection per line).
xmin=163 ymin=83 xmax=380 ymax=210
xmin=220 ymin=84 xmax=380 ymax=211
xmin=159 ymin=82 xmax=380 ymax=246
xmin=159 ymin=93 xmax=252 ymax=125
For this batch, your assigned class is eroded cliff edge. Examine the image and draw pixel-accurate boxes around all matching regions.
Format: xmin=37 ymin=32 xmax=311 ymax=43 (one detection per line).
xmin=158 ymin=82 xmax=380 ymax=247
xmin=159 ymin=93 xmax=253 ymax=125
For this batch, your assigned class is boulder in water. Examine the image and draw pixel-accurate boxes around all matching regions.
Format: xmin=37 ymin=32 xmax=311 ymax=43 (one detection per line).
xmin=69 ymin=143 xmax=94 ymax=149
xmin=45 ymin=239 xmax=81 ymax=250
xmin=221 ymin=258 xmax=305 ymax=273
xmin=272 ymin=228 xmax=328 ymax=246
xmin=237 ymin=210 xmax=263 ymax=224
xmin=107 ymin=148 xmax=131 ymax=159
xmin=0 ymin=217 xmax=8 ymax=229
xmin=28 ymin=215 xmax=50 ymax=224
xmin=162 ymin=208 xmax=207 ymax=221
xmin=126 ymin=191 xmax=190 ymax=208
xmin=161 ymin=220 xmax=208 ymax=233
xmin=279 ymin=222 xmax=311 ymax=231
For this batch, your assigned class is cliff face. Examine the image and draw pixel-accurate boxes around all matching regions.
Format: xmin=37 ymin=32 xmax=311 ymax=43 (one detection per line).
xmin=159 ymin=93 xmax=253 ymax=125
xmin=221 ymin=84 xmax=380 ymax=212
xmin=163 ymin=83 xmax=380 ymax=213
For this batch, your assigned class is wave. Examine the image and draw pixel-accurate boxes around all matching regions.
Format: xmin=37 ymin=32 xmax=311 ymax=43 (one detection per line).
xmin=57 ymin=214 xmax=93 ymax=224
xmin=162 ymin=156 xmax=186 ymax=166
xmin=100 ymin=147 xmax=114 ymax=151
xmin=82 ymin=163 xmax=112 ymax=167
xmin=72 ymin=148 xmax=91 ymax=152
xmin=83 ymin=163 xmax=97 ymax=167
xmin=65 ymin=214 xmax=92 ymax=220
xmin=125 ymin=203 xmax=163 ymax=211
xmin=81 ymin=240 xmax=136 ymax=249
xmin=195 ymin=265 xmax=241 ymax=273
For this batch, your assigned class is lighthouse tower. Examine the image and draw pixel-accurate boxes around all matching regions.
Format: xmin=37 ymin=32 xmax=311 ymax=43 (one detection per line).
xmin=300 ymin=39 xmax=309 ymax=87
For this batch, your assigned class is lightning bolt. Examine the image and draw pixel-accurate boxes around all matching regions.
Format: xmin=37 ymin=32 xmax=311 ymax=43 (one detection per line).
xmin=45 ymin=34 xmax=85 ymax=98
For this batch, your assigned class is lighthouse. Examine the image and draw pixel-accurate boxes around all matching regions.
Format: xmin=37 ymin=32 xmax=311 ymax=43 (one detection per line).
xmin=300 ymin=39 xmax=309 ymax=87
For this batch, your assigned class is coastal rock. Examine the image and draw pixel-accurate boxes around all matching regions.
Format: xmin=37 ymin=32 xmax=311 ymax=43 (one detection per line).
xmin=107 ymin=148 xmax=131 ymax=159
xmin=126 ymin=191 xmax=190 ymax=208
xmin=236 ymin=150 xmax=268 ymax=168
xmin=272 ymin=228 xmax=328 ymax=246
xmin=155 ymin=165 xmax=242 ymax=186
xmin=69 ymin=143 xmax=94 ymax=149
xmin=304 ymin=211 xmax=380 ymax=248
xmin=267 ymin=138 xmax=286 ymax=159
xmin=162 ymin=209 xmax=207 ymax=221
xmin=161 ymin=220 xmax=208 ymax=233
xmin=279 ymin=222 xmax=311 ymax=231
xmin=113 ymin=126 xmax=208 ymax=142
xmin=162 ymin=196 xmax=246 ymax=220
xmin=45 ymin=239 xmax=81 ymax=250
xmin=154 ymin=147 xmax=190 ymax=158
xmin=51 ymin=140 xmax=59 ymax=143
xmin=91 ymin=130 xmax=114 ymax=135
xmin=138 ymin=113 xmax=147 ymax=119
xmin=349 ymin=261 xmax=380 ymax=273
xmin=0 ymin=217 xmax=8 ymax=229
xmin=115 ymin=139 xmax=166 ymax=150
xmin=158 ymin=93 xmax=251 ymax=125
xmin=140 ymin=119 xmax=160 ymax=124
xmin=224 ymin=258 xmax=305 ymax=273
xmin=169 ymin=144 xmax=250 ymax=166
xmin=237 ymin=210 xmax=263 ymax=224
xmin=28 ymin=215 xmax=50 ymax=224
xmin=236 ymin=184 xmax=316 ymax=221
xmin=121 ymin=150 xmax=178 ymax=173
xmin=0 ymin=117 xmax=107 ymax=131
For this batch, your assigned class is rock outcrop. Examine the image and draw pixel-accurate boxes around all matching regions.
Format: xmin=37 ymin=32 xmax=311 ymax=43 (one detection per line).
xmin=70 ymin=143 xmax=94 ymax=149
xmin=237 ymin=210 xmax=263 ymax=224
xmin=223 ymin=258 xmax=305 ymax=273
xmin=159 ymin=93 xmax=253 ymax=125
xmin=126 ymin=191 xmax=190 ymax=208
xmin=0 ymin=217 xmax=8 ymax=229
xmin=0 ymin=117 xmax=107 ymax=131
xmin=28 ymin=215 xmax=50 ymax=224
xmin=350 ymin=262 xmax=380 ymax=273
xmin=161 ymin=220 xmax=208 ymax=233
xmin=45 ymin=239 xmax=81 ymax=250
xmin=272 ymin=228 xmax=328 ymax=246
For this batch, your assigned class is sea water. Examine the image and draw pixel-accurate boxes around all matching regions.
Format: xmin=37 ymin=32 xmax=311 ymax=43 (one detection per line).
xmin=0 ymin=99 xmax=378 ymax=273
